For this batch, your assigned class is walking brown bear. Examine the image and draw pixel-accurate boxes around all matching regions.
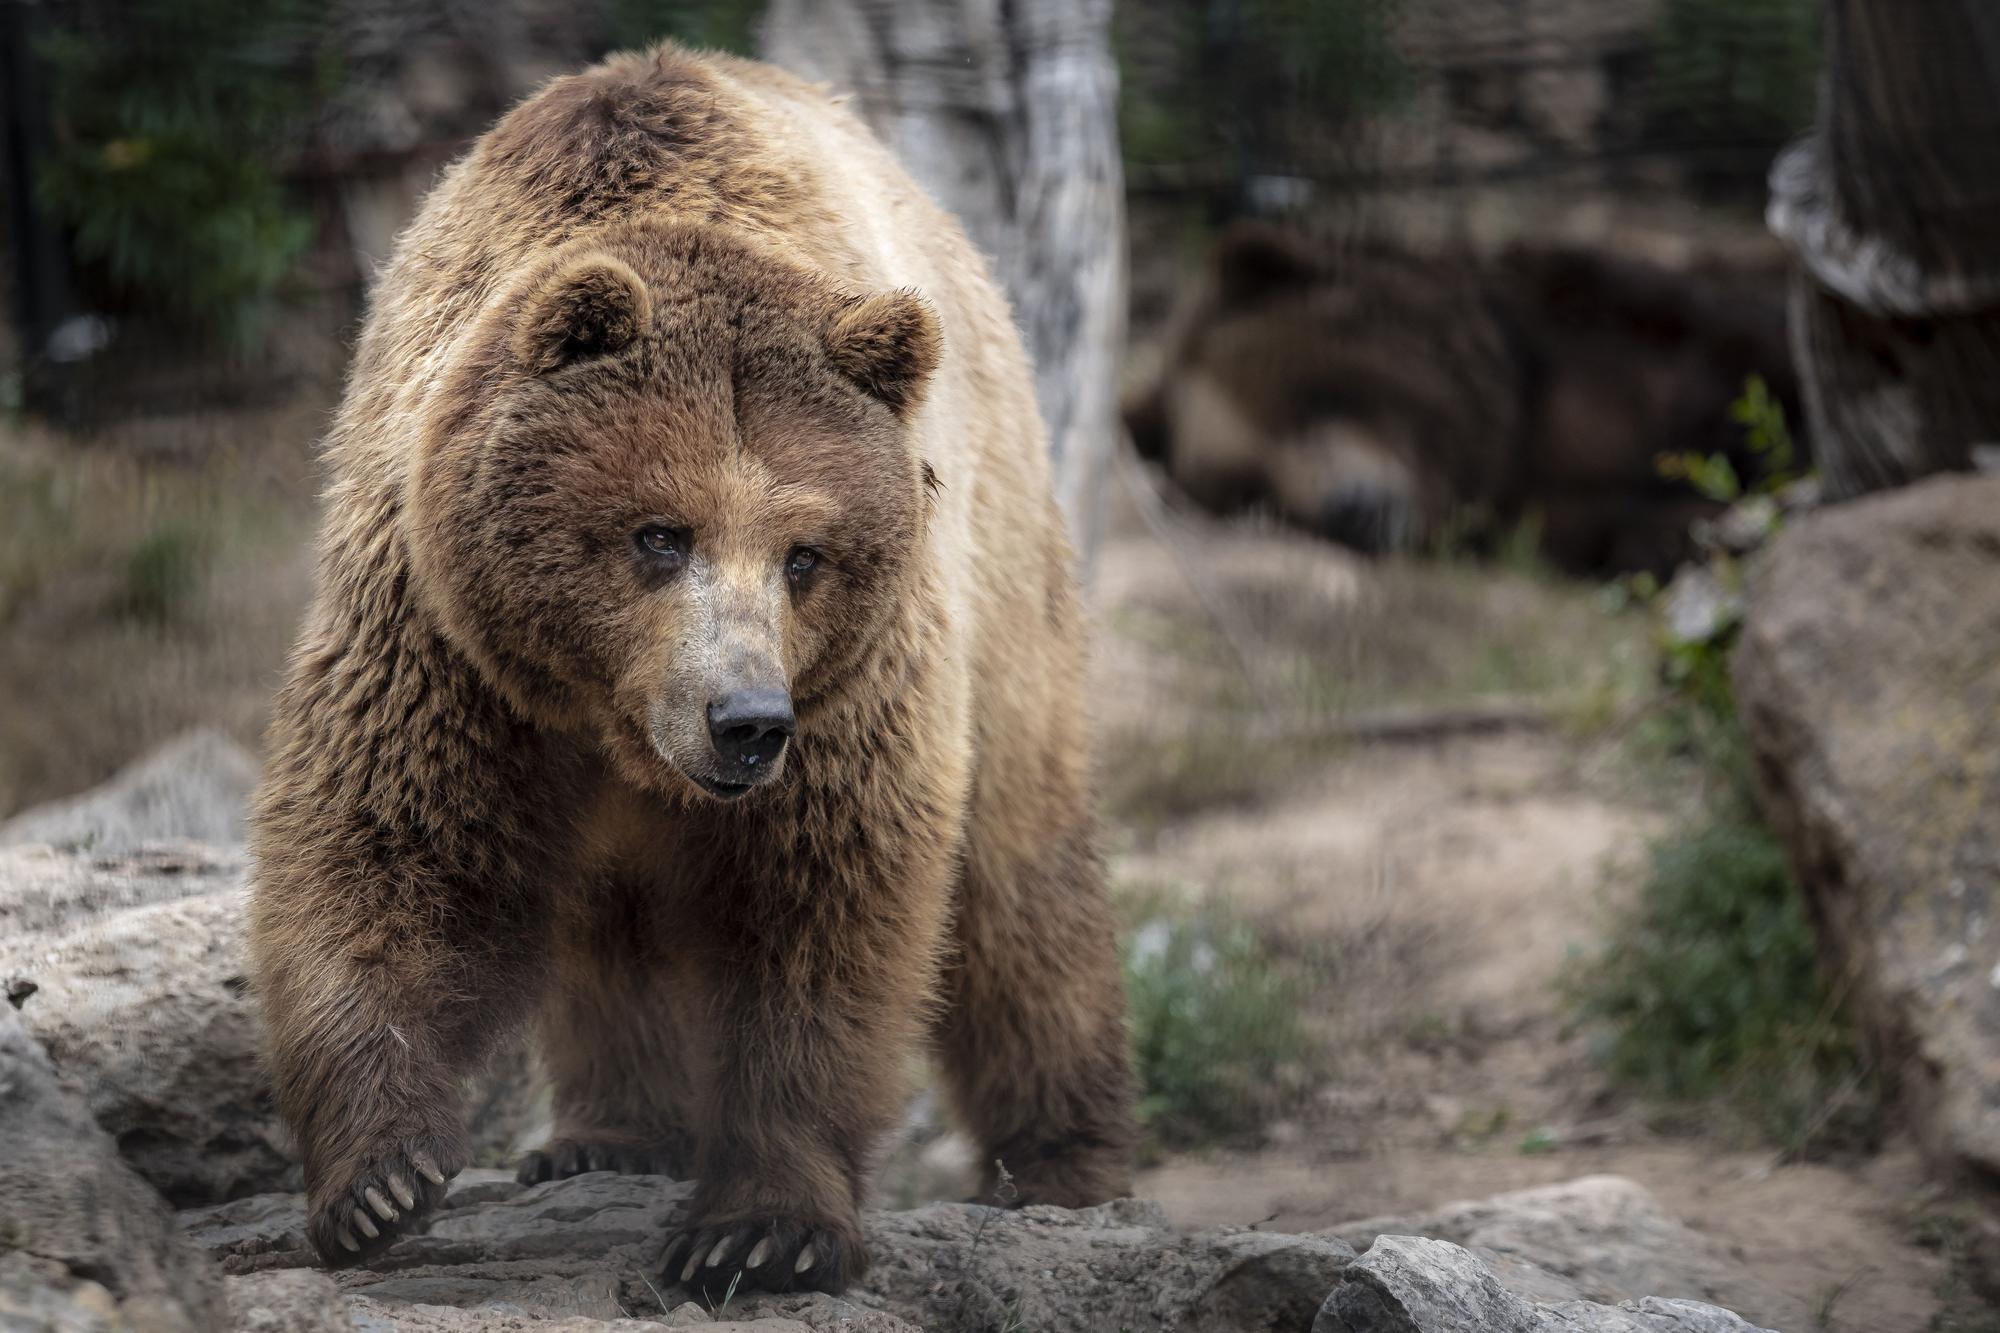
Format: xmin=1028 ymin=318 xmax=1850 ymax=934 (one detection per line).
xmin=247 ymin=43 xmax=1136 ymax=1296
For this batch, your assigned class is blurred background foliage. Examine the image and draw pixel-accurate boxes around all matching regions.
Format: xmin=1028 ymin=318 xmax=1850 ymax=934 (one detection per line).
xmin=34 ymin=0 xmax=337 ymax=342
xmin=12 ymin=0 xmax=1821 ymax=349
xmin=1645 ymin=0 xmax=1820 ymax=163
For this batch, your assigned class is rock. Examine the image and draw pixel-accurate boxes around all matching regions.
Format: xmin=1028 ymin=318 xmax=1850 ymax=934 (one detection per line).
xmin=1329 ymin=1176 xmax=1786 ymax=1314
xmin=183 ymin=1171 xmax=1353 ymax=1331
xmin=1734 ymin=474 xmax=2000 ymax=1182
xmin=0 ymin=1004 xmax=225 ymax=1331
xmin=0 ymin=840 xmax=242 ymax=940
xmin=0 ymin=728 xmax=259 ymax=853
xmin=226 ymin=1269 xmax=352 ymax=1333
xmin=1316 ymin=1236 xmax=1777 ymax=1333
xmin=0 ymin=842 xmax=544 ymax=1206
xmin=3 ymin=874 xmax=287 ymax=1206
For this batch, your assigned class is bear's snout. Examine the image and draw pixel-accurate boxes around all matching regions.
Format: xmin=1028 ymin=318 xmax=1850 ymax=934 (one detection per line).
xmin=702 ymin=687 xmax=796 ymax=794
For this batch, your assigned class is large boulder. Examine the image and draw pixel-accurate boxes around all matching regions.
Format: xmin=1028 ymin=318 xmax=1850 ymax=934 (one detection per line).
xmin=0 ymin=845 xmax=286 ymax=1206
xmin=1734 ymin=474 xmax=2000 ymax=1181
xmin=0 ymin=1004 xmax=226 ymax=1331
xmin=0 ymin=842 xmax=547 ymax=1205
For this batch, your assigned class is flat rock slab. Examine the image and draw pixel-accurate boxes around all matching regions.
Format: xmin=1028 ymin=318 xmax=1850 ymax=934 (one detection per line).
xmin=182 ymin=1172 xmax=1771 ymax=1333
xmin=185 ymin=1171 xmax=1352 ymax=1331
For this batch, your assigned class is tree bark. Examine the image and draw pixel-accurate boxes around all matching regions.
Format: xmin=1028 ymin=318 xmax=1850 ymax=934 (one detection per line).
xmin=761 ymin=0 xmax=1125 ymax=562
xmin=1768 ymin=0 xmax=2000 ymax=499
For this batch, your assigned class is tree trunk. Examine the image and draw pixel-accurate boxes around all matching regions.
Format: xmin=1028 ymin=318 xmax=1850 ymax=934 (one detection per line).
xmin=1768 ymin=0 xmax=2000 ymax=499
xmin=761 ymin=0 xmax=1125 ymax=562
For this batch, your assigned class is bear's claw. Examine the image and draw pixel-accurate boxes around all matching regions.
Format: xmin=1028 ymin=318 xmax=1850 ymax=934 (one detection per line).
xmin=662 ymin=1215 xmax=860 ymax=1296
xmin=309 ymin=1139 xmax=458 ymax=1268
xmin=516 ymin=1138 xmax=680 ymax=1183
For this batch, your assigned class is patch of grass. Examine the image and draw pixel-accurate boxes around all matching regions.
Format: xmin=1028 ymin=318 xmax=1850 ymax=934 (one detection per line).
xmin=1096 ymin=553 xmax=1651 ymax=826
xmin=1565 ymin=812 xmax=1880 ymax=1157
xmin=1121 ymin=891 xmax=1315 ymax=1150
xmin=0 ymin=415 xmax=316 ymax=815
xmin=0 ymin=460 xmax=81 ymax=622
xmin=117 ymin=522 xmax=208 ymax=624
xmin=1517 ymin=1127 xmax=1560 ymax=1156
xmin=1288 ymin=561 xmax=1649 ymax=718
xmin=1103 ymin=724 xmax=1327 ymax=826
xmin=1912 ymin=1206 xmax=2000 ymax=1331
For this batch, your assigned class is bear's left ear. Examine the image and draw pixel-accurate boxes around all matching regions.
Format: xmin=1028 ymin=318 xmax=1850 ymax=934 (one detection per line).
xmin=824 ymin=290 xmax=941 ymax=415
xmin=513 ymin=255 xmax=653 ymax=374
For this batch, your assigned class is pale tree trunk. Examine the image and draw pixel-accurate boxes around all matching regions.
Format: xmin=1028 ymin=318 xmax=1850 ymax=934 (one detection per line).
xmin=761 ymin=0 xmax=1125 ymax=563
xmin=1768 ymin=0 xmax=2000 ymax=499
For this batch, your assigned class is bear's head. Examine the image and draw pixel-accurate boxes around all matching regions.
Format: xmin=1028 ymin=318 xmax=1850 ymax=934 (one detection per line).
xmin=1123 ymin=224 xmax=1522 ymax=555
xmin=408 ymin=221 xmax=941 ymax=802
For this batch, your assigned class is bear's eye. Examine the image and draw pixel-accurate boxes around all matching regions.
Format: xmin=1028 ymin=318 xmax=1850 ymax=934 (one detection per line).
xmin=785 ymin=546 xmax=820 ymax=581
xmin=635 ymin=525 xmax=688 ymax=567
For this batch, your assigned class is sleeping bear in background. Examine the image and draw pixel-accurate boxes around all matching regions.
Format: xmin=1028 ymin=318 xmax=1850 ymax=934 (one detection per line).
xmin=247 ymin=43 xmax=1136 ymax=1296
xmin=1124 ymin=222 xmax=1805 ymax=575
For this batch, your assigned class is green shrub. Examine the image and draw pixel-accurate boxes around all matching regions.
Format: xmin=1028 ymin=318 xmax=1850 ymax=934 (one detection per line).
xmin=1572 ymin=371 xmax=1877 ymax=1155
xmin=1567 ymin=814 xmax=1877 ymax=1155
xmin=1123 ymin=896 xmax=1312 ymax=1147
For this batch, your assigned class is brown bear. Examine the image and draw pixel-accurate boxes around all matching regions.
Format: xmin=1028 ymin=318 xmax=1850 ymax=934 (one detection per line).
xmin=1125 ymin=223 xmax=1803 ymax=574
xmin=247 ymin=43 xmax=1135 ymax=1297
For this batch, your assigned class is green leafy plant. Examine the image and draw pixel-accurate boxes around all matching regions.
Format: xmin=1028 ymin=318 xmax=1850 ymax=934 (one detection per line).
xmin=1566 ymin=815 xmax=1876 ymax=1155
xmin=1655 ymin=374 xmax=1801 ymax=505
xmin=1122 ymin=896 xmax=1312 ymax=1147
xmin=35 ymin=0 xmax=337 ymax=341
xmin=1578 ymin=372 xmax=1875 ymax=1155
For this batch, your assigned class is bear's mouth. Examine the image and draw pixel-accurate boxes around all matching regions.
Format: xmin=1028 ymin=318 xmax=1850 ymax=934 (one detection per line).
xmin=691 ymin=774 xmax=754 ymax=801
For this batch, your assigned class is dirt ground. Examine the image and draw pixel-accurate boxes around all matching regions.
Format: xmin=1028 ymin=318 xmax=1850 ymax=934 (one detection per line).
xmin=1090 ymin=481 xmax=1962 ymax=1333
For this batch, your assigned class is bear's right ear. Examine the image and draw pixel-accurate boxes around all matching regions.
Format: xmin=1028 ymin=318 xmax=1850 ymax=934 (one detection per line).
xmin=513 ymin=255 xmax=653 ymax=374
xmin=823 ymin=290 xmax=941 ymax=416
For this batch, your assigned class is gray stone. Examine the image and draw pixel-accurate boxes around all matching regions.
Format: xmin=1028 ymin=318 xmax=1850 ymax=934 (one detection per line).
xmin=0 ymin=728 xmax=259 ymax=854
xmin=0 ymin=842 xmax=544 ymax=1206
xmin=0 ymin=1004 xmax=225 ymax=1331
xmin=1329 ymin=1175 xmax=1784 ymax=1312
xmin=1315 ymin=1237 xmax=1777 ymax=1333
xmin=1734 ymin=474 xmax=2000 ymax=1182
xmin=3 ymin=881 xmax=289 ymax=1206
xmin=225 ymin=1269 xmax=352 ymax=1333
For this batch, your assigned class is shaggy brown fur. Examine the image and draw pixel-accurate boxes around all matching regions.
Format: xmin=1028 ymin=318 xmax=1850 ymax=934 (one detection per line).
xmin=1126 ymin=223 xmax=1803 ymax=574
xmin=248 ymin=44 xmax=1135 ymax=1298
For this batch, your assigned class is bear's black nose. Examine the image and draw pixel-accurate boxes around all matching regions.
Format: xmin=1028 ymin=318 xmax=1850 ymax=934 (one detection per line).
xmin=707 ymin=688 xmax=796 ymax=770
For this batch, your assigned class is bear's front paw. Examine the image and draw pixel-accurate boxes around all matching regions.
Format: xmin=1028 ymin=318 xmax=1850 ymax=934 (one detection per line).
xmin=308 ymin=1137 xmax=458 ymax=1267
xmin=662 ymin=1214 xmax=864 ymax=1297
